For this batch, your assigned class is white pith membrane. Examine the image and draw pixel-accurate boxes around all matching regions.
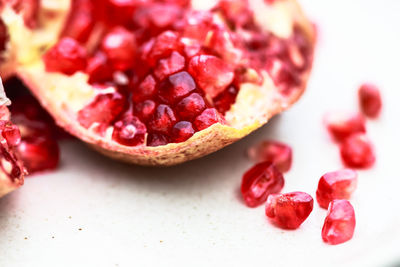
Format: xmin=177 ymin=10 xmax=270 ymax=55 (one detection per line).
xmin=2 ymin=0 xmax=315 ymax=165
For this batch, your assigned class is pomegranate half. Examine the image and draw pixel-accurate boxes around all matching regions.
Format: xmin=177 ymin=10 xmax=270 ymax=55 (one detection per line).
xmin=3 ymin=0 xmax=315 ymax=166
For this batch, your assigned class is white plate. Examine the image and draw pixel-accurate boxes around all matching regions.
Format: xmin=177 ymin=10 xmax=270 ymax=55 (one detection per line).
xmin=1 ymin=0 xmax=400 ymax=266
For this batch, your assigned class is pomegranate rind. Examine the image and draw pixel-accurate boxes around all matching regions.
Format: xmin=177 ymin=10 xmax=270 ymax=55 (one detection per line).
xmin=15 ymin=0 xmax=314 ymax=166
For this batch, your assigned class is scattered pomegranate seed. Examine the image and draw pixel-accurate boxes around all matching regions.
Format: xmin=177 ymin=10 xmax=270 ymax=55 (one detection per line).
xmin=171 ymin=121 xmax=194 ymax=143
xmin=101 ymin=27 xmax=137 ymax=71
xmin=322 ymin=199 xmax=356 ymax=245
xmin=112 ymin=116 xmax=146 ymax=146
xmin=148 ymin=104 xmax=177 ymax=134
xmin=241 ymin=161 xmax=285 ymax=208
xmin=193 ymin=108 xmax=224 ymax=131
xmin=340 ymin=133 xmax=375 ymax=169
xmin=316 ymin=169 xmax=358 ymax=209
xmin=247 ymin=140 xmax=292 ymax=172
xmin=158 ymin=71 xmax=197 ymax=104
xmin=43 ymin=37 xmax=87 ymax=75
xmin=16 ymin=136 xmax=60 ymax=174
xmin=147 ymin=132 xmax=169 ymax=146
xmin=265 ymin=191 xmax=313 ymax=229
xmin=358 ymin=83 xmax=382 ymax=118
xmin=188 ymin=55 xmax=234 ymax=98
xmin=175 ymin=93 xmax=206 ymax=120
xmin=78 ymin=92 xmax=125 ymax=128
xmin=324 ymin=112 xmax=366 ymax=142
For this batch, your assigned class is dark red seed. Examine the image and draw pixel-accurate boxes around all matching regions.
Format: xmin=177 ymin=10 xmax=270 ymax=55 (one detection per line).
xmin=112 ymin=116 xmax=146 ymax=146
xmin=358 ymin=83 xmax=382 ymax=118
xmin=175 ymin=93 xmax=206 ymax=120
xmin=148 ymin=104 xmax=177 ymax=134
xmin=171 ymin=121 xmax=194 ymax=143
xmin=147 ymin=132 xmax=169 ymax=146
xmin=158 ymin=71 xmax=196 ymax=104
xmin=213 ymin=86 xmax=238 ymax=114
xmin=147 ymin=31 xmax=181 ymax=65
xmin=340 ymin=133 xmax=375 ymax=169
xmin=241 ymin=161 xmax=285 ymax=208
xmin=193 ymin=108 xmax=224 ymax=131
xmin=154 ymin=51 xmax=185 ymax=80
xmin=134 ymin=99 xmax=156 ymax=121
xmin=86 ymin=52 xmax=113 ymax=84
xmin=0 ymin=121 xmax=21 ymax=147
xmin=132 ymin=74 xmax=157 ymax=102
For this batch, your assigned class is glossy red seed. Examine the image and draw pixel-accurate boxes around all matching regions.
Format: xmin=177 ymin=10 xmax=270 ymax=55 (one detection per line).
xmin=148 ymin=104 xmax=177 ymax=134
xmin=132 ymin=74 xmax=157 ymax=102
xmin=158 ymin=71 xmax=196 ymax=104
xmin=0 ymin=121 xmax=21 ymax=147
xmin=213 ymin=86 xmax=238 ymax=114
xmin=322 ymin=199 xmax=356 ymax=245
xmin=247 ymin=140 xmax=292 ymax=173
xmin=86 ymin=52 xmax=113 ymax=84
xmin=101 ymin=27 xmax=137 ymax=71
xmin=175 ymin=93 xmax=206 ymax=120
xmin=324 ymin=112 xmax=366 ymax=142
xmin=17 ymin=136 xmax=60 ymax=174
xmin=154 ymin=51 xmax=185 ymax=80
xmin=241 ymin=161 xmax=285 ymax=208
xmin=61 ymin=0 xmax=95 ymax=43
xmin=147 ymin=132 xmax=169 ymax=146
xmin=265 ymin=191 xmax=313 ymax=229
xmin=112 ymin=116 xmax=146 ymax=146
xmin=134 ymin=99 xmax=156 ymax=121
xmin=340 ymin=133 xmax=375 ymax=169
xmin=358 ymin=83 xmax=382 ymax=118
xmin=316 ymin=169 xmax=358 ymax=209
xmin=188 ymin=55 xmax=234 ymax=98
xmin=77 ymin=92 xmax=125 ymax=128
xmin=171 ymin=121 xmax=194 ymax=142
xmin=193 ymin=108 xmax=224 ymax=131
xmin=106 ymin=0 xmax=146 ymax=25
xmin=147 ymin=31 xmax=181 ymax=65
xmin=43 ymin=37 xmax=87 ymax=75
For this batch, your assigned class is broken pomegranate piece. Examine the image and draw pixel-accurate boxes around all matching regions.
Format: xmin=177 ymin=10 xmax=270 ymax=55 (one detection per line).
xmin=340 ymin=133 xmax=375 ymax=169
xmin=322 ymin=199 xmax=356 ymax=245
xmin=324 ymin=112 xmax=366 ymax=142
xmin=316 ymin=169 xmax=358 ymax=209
xmin=247 ymin=140 xmax=292 ymax=172
xmin=241 ymin=161 xmax=285 ymax=207
xmin=358 ymin=83 xmax=382 ymax=118
xmin=265 ymin=191 xmax=313 ymax=229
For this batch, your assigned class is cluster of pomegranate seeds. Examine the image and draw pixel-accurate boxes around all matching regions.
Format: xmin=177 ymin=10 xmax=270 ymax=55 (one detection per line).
xmin=321 ymin=200 xmax=356 ymax=245
xmin=316 ymin=169 xmax=357 ymax=209
xmin=247 ymin=140 xmax=292 ymax=172
xmin=42 ymin=0 xmax=313 ymax=147
xmin=5 ymin=79 xmax=61 ymax=174
xmin=265 ymin=192 xmax=313 ymax=229
xmin=241 ymin=161 xmax=284 ymax=207
xmin=358 ymin=83 xmax=382 ymax=118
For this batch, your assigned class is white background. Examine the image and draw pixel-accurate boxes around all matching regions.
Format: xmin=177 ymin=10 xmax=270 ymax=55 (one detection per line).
xmin=1 ymin=0 xmax=400 ymax=266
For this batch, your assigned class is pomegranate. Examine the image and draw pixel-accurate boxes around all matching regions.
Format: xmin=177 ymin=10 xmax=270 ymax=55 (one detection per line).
xmin=340 ymin=133 xmax=375 ymax=169
xmin=247 ymin=140 xmax=292 ymax=172
xmin=358 ymin=83 xmax=382 ymax=118
xmin=265 ymin=191 xmax=313 ymax=229
xmin=321 ymin=199 xmax=356 ymax=245
xmin=0 ymin=80 xmax=25 ymax=197
xmin=324 ymin=112 xmax=366 ymax=142
xmin=4 ymin=0 xmax=315 ymax=165
xmin=241 ymin=161 xmax=284 ymax=207
xmin=316 ymin=169 xmax=357 ymax=209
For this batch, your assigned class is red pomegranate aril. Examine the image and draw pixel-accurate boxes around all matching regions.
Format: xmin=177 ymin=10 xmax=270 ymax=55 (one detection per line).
xmin=340 ymin=133 xmax=375 ymax=169
xmin=175 ymin=93 xmax=205 ymax=120
xmin=132 ymin=74 xmax=157 ymax=102
xmin=247 ymin=140 xmax=292 ymax=173
xmin=147 ymin=132 xmax=169 ymax=146
xmin=101 ymin=27 xmax=137 ymax=71
xmin=316 ymin=169 xmax=358 ymax=209
xmin=61 ymin=0 xmax=95 ymax=43
xmin=358 ymin=83 xmax=382 ymax=118
xmin=112 ymin=116 xmax=146 ymax=146
xmin=265 ymin=191 xmax=313 ymax=229
xmin=322 ymin=199 xmax=356 ymax=245
xmin=78 ymin=92 xmax=125 ymax=128
xmin=324 ymin=112 xmax=366 ymax=142
xmin=16 ymin=136 xmax=60 ymax=174
xmin=154 ymin=51 xmax=185 ymax=80
xmin=0 ymin=121 xmax=21 ymax=147
xmin=106 ymin=0 xmax=145 ymax=26
xmin=188 ymin=55 xmax=234 ymax=98
xmin=147 ymin=31 xmax=181 ymax=65
xmin=43 ymin=37 xmax=87 ymax=75
xmin=171 ymin=121 xmax=194 ymax=143
xmin=241 ymin=161 xmax=285 ymax=208
xmin=148 ymin=104 xmax=177 ymax=134
xmin=86 ymin=52 xmax=113 ymax=84
xmin=158 ymin=71 xmax=196 ymax=104
xmin=213 ymin=86 xmax=238 ymax=114
xmin=134 ymin=99 xmax=156 ymax=121
xmin=193 ymin=108 xmax=224 ymax=131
